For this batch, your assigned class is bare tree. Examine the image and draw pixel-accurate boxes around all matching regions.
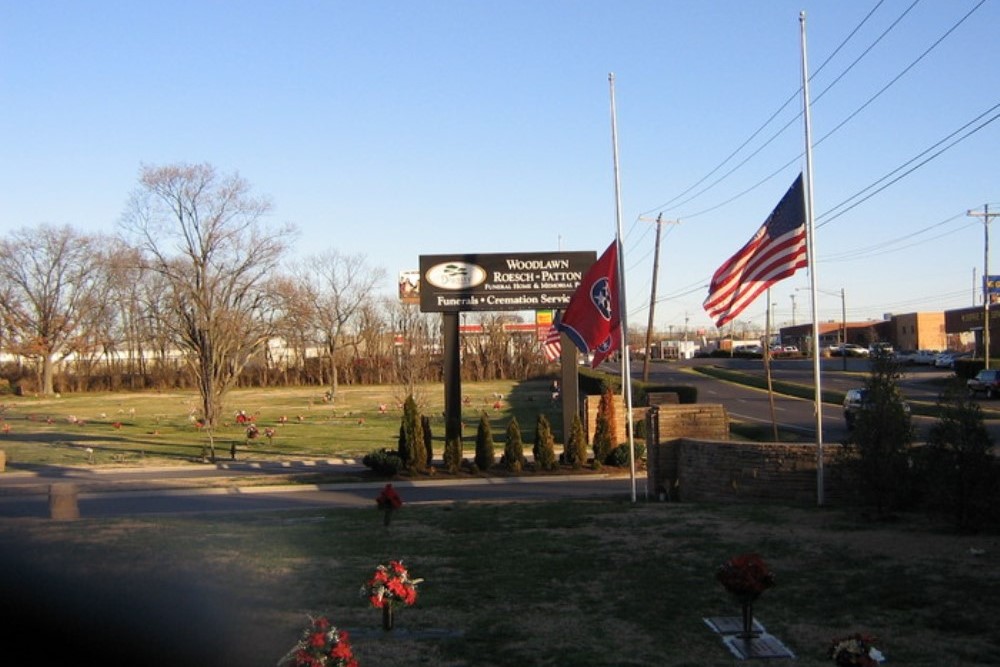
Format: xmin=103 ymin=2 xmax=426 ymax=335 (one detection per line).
xmin=389 ymin=301 xmax=440 ymax=402
xmin=0 ymin=225 xmax=112 ymax=394
xmin=268 ymin=274 xmax=319 ymax=386
xmin=301 ymin=250 xmax=386 ymax=400
xmin=355 ymin=298 xmax=393 ymax=384
xmin=120 ymin=163 xmax=292 ymax=457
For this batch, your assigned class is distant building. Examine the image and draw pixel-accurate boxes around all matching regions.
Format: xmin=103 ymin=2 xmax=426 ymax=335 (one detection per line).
xmin=777 ymin=311 xmax=946 ymax=354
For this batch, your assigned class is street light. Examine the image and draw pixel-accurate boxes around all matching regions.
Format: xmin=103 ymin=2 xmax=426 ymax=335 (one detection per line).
xmin=797 ymin=286 xmax=846 ymax=369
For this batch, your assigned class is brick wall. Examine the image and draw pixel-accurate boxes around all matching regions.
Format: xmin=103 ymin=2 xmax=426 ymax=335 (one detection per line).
xmin=648 ymin=437 xmax=848 ymax=505
xmin=644 ymin=403 xmax=848 ymax=505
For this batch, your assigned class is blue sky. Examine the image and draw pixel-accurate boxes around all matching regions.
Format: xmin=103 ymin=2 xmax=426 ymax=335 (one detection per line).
xmin=2 ymin=1 xmax=998 ymax=335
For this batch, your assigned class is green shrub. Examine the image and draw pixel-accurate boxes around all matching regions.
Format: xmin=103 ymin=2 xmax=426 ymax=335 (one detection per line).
xmin=501 ymin=417 xmax=525 ymax=472
xmin=562 ymin=413 xmax=588 ymax=469
xmin=362 ymin=448 xmax=404 ymax=476
xmin=397 ymin=394 xmax=426 ymax=472
xmin=474 ymin=412 xmax=495 ymax=471
xmin=532 ymin=413 xmax=557 ymax=471
xmin=593 ymin=387 xmax=616 ymax=465
xmin=609 ymin=441 xmax=646 ymax=467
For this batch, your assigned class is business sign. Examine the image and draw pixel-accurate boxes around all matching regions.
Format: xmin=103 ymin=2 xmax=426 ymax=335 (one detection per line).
xmin=398 ymin=270 xmax=420 ymax=304
xmin=418 ymin=251 xmax=596 ymax=313
xmin=986 ymin=275 xmax=1000 ymax=303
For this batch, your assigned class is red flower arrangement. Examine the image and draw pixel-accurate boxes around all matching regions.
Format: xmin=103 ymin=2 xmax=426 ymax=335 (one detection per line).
xmin=362 ymin=560 xmax=422 ymax=609
xmin=376 ymin=484 xmax=402 ymax=510
xmin=278 ymin=615 xmax=359 ymax=667
xmin=716 ymin=553 xmax=775 ymax=601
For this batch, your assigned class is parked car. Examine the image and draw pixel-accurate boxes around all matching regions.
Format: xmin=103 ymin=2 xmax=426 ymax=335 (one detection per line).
xmin=843 ymin=388 xmax=911 ymax=429
xmin=869 ymin=342 xmax=894 ymax=356
xmin=909 ymin=350 xmax=939 ymax=365
xmin=967 ymin=369 xmax=1000 ymax=398
xmin=830 ymin=343 xmax=869 ymax=357
xmin=934 ymin=351 xmax=955 ymax=368
xmin=933 ymin=351 xmax=970 ymax=368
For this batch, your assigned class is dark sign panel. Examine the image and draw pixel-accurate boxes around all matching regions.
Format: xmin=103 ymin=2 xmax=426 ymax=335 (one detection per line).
xmin=418 ymin=251 xmax=597 ymax=313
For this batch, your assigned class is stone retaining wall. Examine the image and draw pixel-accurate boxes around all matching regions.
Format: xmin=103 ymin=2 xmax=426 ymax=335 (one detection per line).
xmin=644 ymin=404 xmax=848 ymax=505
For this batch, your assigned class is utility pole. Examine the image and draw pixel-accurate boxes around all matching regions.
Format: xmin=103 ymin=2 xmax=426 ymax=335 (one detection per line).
xmin=790 ymin=294 xmax=797 ymax=326
xmin=970 ymin=205 xmax=999 ymax=368
xmin=641 ymin=215 xmax=678 ymax=382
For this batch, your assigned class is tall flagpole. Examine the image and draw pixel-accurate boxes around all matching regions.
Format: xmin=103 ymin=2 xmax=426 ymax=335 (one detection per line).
xmin=609 ymin=72 xmax=638 ymax=503
xmin=800 ymin=12 xmax=824 ymax=506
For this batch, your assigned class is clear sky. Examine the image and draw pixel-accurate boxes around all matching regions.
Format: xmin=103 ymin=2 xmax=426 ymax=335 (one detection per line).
xmin=2 ymin=1 xmax=998 ymax=336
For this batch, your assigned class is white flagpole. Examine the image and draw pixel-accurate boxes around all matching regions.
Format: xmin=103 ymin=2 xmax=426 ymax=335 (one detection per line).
xmin=800 ymin=12 xmax=824 ymax=506
xmin=609 ymin=72 xmax=638 ymax=503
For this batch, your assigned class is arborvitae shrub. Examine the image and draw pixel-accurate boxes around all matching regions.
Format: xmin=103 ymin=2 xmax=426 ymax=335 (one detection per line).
xmin=398 ymin=394 xmax=426 ymax=472
xmin=593 ymin=388 xmax=616 ymax=465
xmin=502 ymin=417 xmax=525 ymax=472
xmin=564 ymin=413 xmax=588 ymax=469
xmin=533 ymin=413 xmax=557 ymax=471
xmin=474 ymin=412 xmax=495 ymax=471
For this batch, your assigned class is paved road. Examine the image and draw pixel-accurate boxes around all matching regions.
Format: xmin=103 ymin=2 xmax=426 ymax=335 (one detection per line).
xmin=642 ymin=356 xmax=1000 ymax=442
xmin=0 ymin=460 xmax=638 ymax=519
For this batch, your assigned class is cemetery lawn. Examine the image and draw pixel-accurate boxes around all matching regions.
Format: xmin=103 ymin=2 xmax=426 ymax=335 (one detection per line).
xmin=1 ymin=499 xmax=997 ymax=666
xmin=0 ymin=380 xmax=565 ymax=468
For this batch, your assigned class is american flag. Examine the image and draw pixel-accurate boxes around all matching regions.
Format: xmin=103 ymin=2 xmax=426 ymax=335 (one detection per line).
xmin=703 ymin=174 xmax=807 ymax=328
xmin=542 ymin=323 xmax=561 ymax=362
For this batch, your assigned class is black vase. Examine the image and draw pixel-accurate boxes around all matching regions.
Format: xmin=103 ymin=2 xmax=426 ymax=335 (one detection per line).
xmin=739 ymin=598 xmax=758 ymax=640
xmin=382 ymin=603 xmax=394 ymax=631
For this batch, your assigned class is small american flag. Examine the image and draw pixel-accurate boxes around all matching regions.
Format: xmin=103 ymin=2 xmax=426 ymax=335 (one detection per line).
xmin=542 ymin=324 xmax=561 ymax=362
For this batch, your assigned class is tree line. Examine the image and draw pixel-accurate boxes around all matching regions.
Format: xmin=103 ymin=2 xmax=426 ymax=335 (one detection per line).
xmin=0 ymin=162 xmax=552 ymax=428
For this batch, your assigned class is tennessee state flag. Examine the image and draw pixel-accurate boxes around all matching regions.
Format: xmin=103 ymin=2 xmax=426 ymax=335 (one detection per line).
xmin=558 ymin=240 xmax=620 ymax=366
xmin=590 ymin=322 xmax=621 ymax=368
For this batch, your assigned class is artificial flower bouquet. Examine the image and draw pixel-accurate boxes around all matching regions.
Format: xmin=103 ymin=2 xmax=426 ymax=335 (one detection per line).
xmin=716 ymin=552 xmax=776 ymax=601
xmin=829 ymin=633 xmax=885 ymax=666
xmin=362 ymin=559 xmax=422 ymax=609
xmin=375 ymin=483 xmax=402 ymax=510
xmin=277 ymin=615 xmax=359 ymax=667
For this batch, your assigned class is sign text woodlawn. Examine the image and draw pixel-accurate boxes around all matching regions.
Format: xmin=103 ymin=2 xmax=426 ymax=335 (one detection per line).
xmin=419 ymin=251 xmax=597 ymax=313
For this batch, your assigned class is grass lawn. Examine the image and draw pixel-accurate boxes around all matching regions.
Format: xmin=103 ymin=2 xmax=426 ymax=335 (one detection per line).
xmin=1 ymin=499 xmax=997 ymax=666
xmin=0 ymin=379 xmax=565 ymax=468
xmin=2 ymin=379 xmax=999 ymax=665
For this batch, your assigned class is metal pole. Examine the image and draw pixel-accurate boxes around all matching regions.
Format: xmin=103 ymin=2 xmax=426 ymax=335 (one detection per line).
xmin=608 ymin=73 xmax=638 ymax=503
xmin=841 ymin=288 xmax=847 ymax=372
xmin=642 ymin=214 xmax=663 ymax=383
xmin=800 ymin=11 xmax=824 ymax=506
xmin=970 ymin=205 xmax=997 ymax=368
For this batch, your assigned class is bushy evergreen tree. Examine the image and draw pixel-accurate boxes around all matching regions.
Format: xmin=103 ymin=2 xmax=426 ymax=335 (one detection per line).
xmin=474 ymin=412 xmax=495 ymax=471
xmin=924 ymin=381 xmax=999 ymax=531
xmin=533 ymin=413 xmax=557 ymax=471
xmin=502 ymin=417 xmax=525 ymax=472
xmin=841 ymin=352 xmax=913 ymax=516
xmin=397 ymin=394 xmax=427 ymax=472
xmin=564 ymin=413 xmax=588 ymax=469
